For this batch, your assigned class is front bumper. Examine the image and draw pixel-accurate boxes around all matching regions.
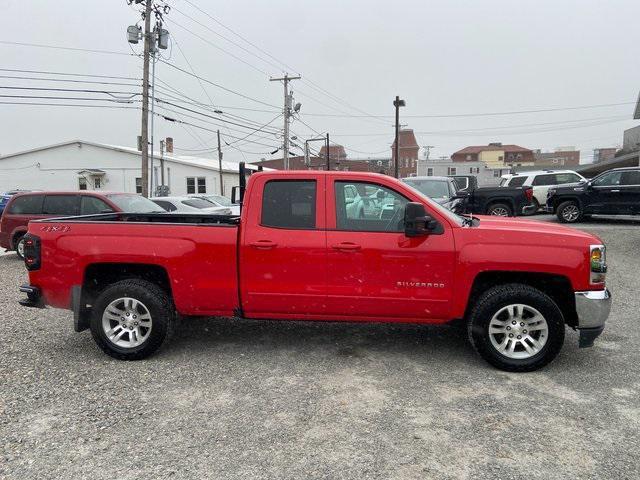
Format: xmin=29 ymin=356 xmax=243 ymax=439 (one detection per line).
xmin=574 ymin=289 xmax=611 ymax=347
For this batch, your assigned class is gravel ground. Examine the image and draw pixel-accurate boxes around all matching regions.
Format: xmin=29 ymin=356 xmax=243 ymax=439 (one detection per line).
xmin=1 ymin=218 xmax=639 ymax=479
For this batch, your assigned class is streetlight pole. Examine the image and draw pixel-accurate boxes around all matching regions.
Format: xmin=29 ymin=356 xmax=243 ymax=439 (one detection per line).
xmin=393 ymin=95 xmax=406 ymax=179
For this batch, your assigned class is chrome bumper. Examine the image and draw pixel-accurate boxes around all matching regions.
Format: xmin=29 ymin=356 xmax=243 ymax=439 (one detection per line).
xmin=574 ymin=289 xmax=611 ymax=347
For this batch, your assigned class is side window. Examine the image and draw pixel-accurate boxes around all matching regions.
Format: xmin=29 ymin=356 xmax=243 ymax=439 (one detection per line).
xmin=152 ymin=200 xmax=177 ymax=212
xmin=620 ymin=170 xmax=640 ymax=186
xmin=508 ymin=176 xmax=527 ymax=187
xmin=555 ymin=173 xmax=580 ymax=184
xmin=531 ymin=174 xmax=555 ymax=186
xmin=80 ymin=196 xmax=113 ymax=215
xmin=335 ymin=181 xmax=409 ymax=232
xmin=42 ymin=195 xmax=78 ymax=215
xmin=7 ymin=195 xmax=44 ymax=214
xmin=593 ymin=171 xmax=623 ymax=187
xmin=261 ymin=180 xmax=316 ymax=229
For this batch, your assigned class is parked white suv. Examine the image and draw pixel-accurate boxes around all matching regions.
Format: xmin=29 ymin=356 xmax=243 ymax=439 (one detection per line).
xmin=500 ymin=170 xmax=585 ymax=211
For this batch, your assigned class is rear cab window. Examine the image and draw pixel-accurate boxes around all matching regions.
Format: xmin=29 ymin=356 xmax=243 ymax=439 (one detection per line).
xmin=507 ymin=176 xmax=527 ymax=187
xmin=261 ymin=180 xmax=317 ymax=229
xmin=7 ymin=194 xmax=44 ymax=214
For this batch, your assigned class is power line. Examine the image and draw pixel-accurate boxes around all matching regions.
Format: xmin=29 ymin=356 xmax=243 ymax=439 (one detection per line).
xmin=167 ymin=18 xmax=270 ymax=76
xmin=0 ymin=40 xmax=136 ymax=57
xmin=0 ymin=94 xmax=138 ymax=104
xmin=0 ymin=68 xmax=140 ymax=81
xmin=158 ymin=59 xmax=279 ymax=108
xmin=0 ymin=85 xmax=140 ymax=99
xmin=0 ymin=75 xmax=140 ymax=87
xmin=0 ymin=101 xmax=138 ymax=110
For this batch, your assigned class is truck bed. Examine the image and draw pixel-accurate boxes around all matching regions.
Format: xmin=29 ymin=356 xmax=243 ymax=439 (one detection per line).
xmin=28 ymin=214 xmax=240 ymax=316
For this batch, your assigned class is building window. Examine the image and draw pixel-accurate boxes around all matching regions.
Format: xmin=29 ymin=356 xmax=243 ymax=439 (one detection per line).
xmin=135 ymin=177 xmax=142 ymax=194
xmin=469 ymin=167 xmax=473 ymax=174
xmin=94 ymin=178 xmax=102 ymax=189
xmin=466 ymin=155 xmax=472 ymax=161
xmin=498 ymin=156 xmax=504 ymax=162
xmin=427 ymin=168 xmax=433 ymax=176
xmin=187 ymin=177 xmax=207 ymax=194
xmin=493 ymin=170 xmax=501 ymax=177
xmin=447 ymin=167 xmax=457 ymax=175
xmin=78 ymin=178 xmax=87 ymax=190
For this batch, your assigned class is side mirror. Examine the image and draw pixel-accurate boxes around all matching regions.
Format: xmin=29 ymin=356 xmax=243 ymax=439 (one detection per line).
xmin=586 ymin=181 xmax=593 ymax=190
xmin=231 ymin=185 xmax=244 ymax=204
xmin=404 ymin=202 xmax=438 ymax=237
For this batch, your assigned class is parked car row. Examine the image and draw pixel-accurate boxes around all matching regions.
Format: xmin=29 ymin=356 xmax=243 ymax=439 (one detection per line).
xmin=403 ymin=176 xmax=535 ymax=217
xmin=0 ymin=190 xmax=237 ymax=258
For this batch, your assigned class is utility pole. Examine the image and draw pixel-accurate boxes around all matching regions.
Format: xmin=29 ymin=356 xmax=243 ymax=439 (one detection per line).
xmin=326 ymin=133 xmax=330 ymax=171
xmin=140 ymin=0 xmax=152 ymax=196
xmin=127 ymin=0 xmax=170 ymax=196
xmin=159 ymin=139 xmax=165 ymax=187
xmin=217 ymin=129 xmax=224 ymax=195
xmin=270 ymin=74 xmax=301 ymax=170
xmin=393 ymin=96 xmax=406 ymax=179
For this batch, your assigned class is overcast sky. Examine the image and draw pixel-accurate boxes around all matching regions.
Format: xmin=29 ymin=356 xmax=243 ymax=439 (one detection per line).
xmin=2 ymin=0 xmax=640 ymax=163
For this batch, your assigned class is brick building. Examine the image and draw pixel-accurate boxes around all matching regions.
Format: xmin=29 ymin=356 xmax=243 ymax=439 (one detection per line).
xmin=390 ymin=129 xmax=419 ymax=177
xmin=533 ymin=148 xmax=580 ymax=167
xmin=452 ymin=143 xmax=535 ymax=166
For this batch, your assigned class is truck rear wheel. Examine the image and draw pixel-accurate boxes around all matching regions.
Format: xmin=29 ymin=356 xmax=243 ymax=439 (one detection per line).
xmin=467 ymin=284 xmax=565 ymax=372
xmin=90 ymin=279 xmax=174 ymax=360
xmin=487 ymin=203 xmax=512 ymax=217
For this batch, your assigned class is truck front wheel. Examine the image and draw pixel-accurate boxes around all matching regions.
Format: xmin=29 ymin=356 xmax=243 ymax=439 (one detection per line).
xmin=90 ymin=279 xmax=174 ymax=360
xmin=467 ymin=284 xmax=565 ymax=372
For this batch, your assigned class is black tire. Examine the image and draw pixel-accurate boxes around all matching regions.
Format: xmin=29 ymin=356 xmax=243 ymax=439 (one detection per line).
xmin=467 ymin=283 xmax=565 ymax=372
xmin=556 ymin=200 xmax=582 ymax=223
xmin=13 ymin=233 xmax=26 ymax=259
xmin=487 ymin=203 xmax=513 ymax=217
xmin=90 ymin=279 xmax=174 ymax=360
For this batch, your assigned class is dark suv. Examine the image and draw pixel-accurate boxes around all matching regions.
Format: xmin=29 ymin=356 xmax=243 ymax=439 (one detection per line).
xmin=546 ymin=167 xmax=640 ymax=223
xmin=0 ymin=192 xmax=161 ymax=258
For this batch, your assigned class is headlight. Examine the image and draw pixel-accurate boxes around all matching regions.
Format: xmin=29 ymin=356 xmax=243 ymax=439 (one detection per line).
xmin=590 ymin=245 xmax=607 ymax=284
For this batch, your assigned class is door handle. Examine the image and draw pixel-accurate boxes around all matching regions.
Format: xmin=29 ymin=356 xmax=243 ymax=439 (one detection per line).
xmin=610 ymin=189 xmax=620 ymax=193
xmin=331 ymin=242 xmax=361 ymax=251
xmin=250 ymin=240 xmax=278 ymax=249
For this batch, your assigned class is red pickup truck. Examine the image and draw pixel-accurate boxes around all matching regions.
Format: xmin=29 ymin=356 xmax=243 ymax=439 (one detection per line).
xmin=19 ymin=170 xmax=611 ymax=372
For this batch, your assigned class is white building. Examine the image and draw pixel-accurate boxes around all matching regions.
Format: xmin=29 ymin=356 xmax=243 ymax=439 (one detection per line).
xmin=0 ymin=140 xmax=259 ymax=196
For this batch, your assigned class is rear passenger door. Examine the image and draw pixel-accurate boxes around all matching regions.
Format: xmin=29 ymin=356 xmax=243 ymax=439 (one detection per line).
xmin=42 ymin=195 xmax=79 ymax=216
xmin=240 ymin=176 xmax=327 ymax=318
xmin=619 ymin=170 xmax=640 ymax=214
xmin=80 ymin=196 xmax=114 ymax=215
xmin=589 ymin=171 xmax=626 ymax=214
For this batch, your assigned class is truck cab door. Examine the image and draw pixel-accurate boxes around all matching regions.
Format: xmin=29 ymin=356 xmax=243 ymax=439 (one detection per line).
xmin=325 ymin=179 xmax=455 ymax=321
xmin=240 ymin=176 xmax=327 ymax=318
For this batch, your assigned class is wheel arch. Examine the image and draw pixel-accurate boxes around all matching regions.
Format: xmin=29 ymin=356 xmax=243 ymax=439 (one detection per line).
xmin=485 ymin=198 xmax=515 ymax=214
xmin=81 ymin=262 xmax=172 ymax=308
xmin=11 ymin=228 xmax=28 ymax=249
xmin=551 ymin=195 xmax=583 ymax=212
xmin=464 ymin=271 xmax=578 ymax=328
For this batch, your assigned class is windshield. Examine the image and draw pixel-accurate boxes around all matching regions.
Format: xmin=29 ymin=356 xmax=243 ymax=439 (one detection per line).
xmin=403 ymin=179 xmax=451 ymax=199
xmin=207 ymin=195 xmax=232 ymax=206
xmin=106 ymin=194 xmax=163 ymax=213
xmin=402 ymin=183 xmax=465 ymax=226
xmin=182 ymin=198 xmax=217 ymax=209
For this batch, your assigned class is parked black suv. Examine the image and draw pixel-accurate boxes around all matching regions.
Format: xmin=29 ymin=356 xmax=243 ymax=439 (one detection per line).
xmin=546 ymin=167 xmax=640 ymax=223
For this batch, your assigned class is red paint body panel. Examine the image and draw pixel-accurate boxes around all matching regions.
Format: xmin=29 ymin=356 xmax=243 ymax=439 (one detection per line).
xmin=27 ymin=171 xmax=605 ymax=325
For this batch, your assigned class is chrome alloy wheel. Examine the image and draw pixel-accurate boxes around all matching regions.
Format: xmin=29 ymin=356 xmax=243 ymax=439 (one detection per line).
xmin=16 ymin=238 xmax=25 ymax=258
xmin=490 ymin=207 xmax=509 ymax=217
xmin=488 ymin=304 xmax=548 ymax=359
xmin=101 ymin=297 xmax=152 ymax=348
xmin=561 ymin=204 xmax=580 ymax=222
